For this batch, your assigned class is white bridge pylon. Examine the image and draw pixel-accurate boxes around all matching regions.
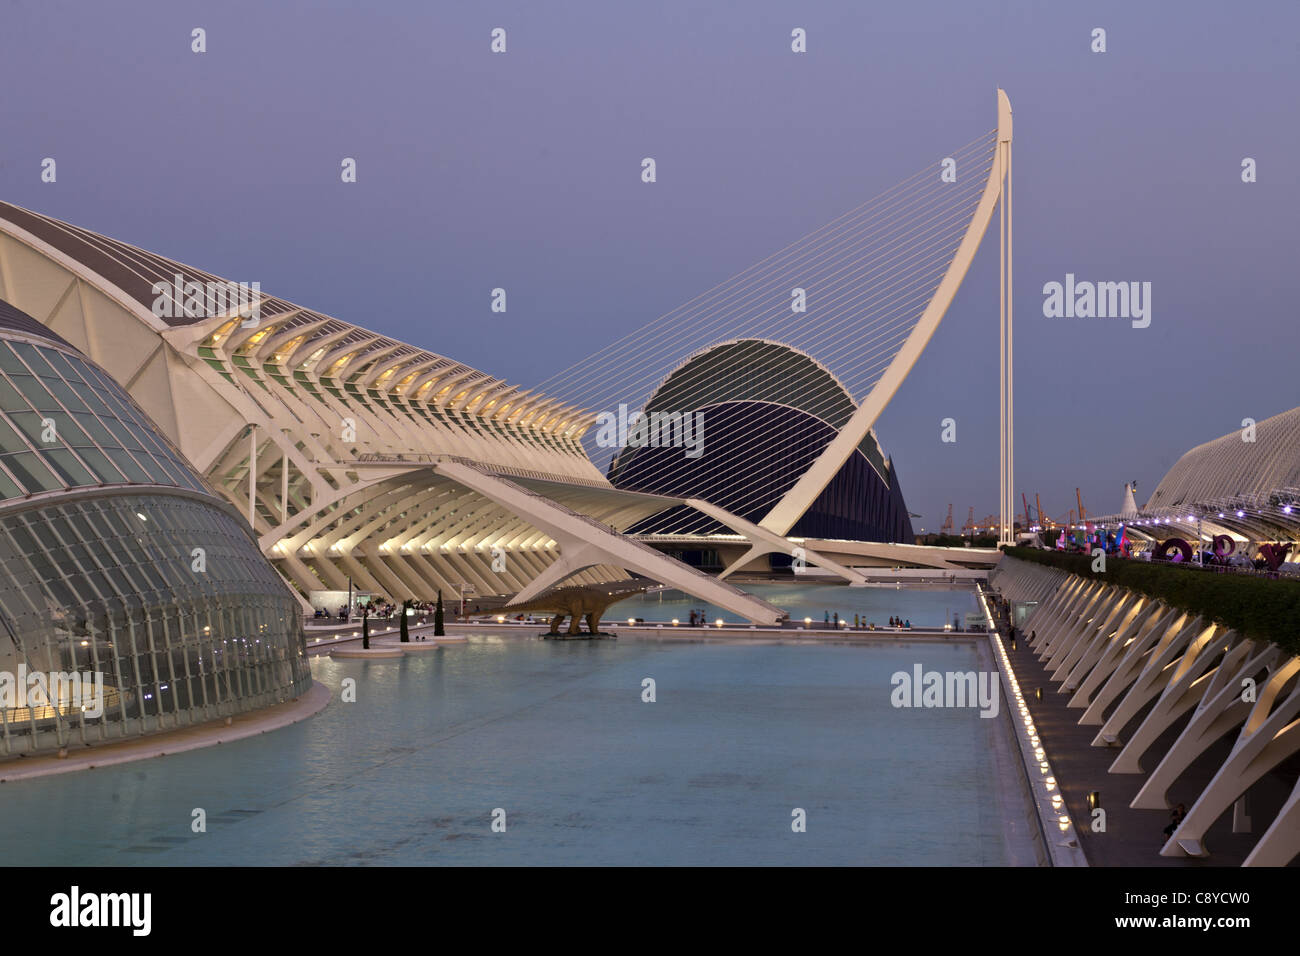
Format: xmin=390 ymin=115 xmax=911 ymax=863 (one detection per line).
xmin=759 ymin=89 xmax=1014 ymax=543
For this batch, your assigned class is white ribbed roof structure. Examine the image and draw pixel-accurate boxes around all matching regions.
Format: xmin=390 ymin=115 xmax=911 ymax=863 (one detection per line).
xmin=1083 ymin=407 xmax=1300 ymax=546
xmin=1145 ymin=407 xmax=1300 ymax=511
xmin=0 ymin=201 xmax=787 ymax=623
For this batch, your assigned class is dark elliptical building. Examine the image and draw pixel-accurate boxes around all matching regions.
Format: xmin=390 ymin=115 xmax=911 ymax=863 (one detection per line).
xmin=0 ymin=298 xmax=310 ymax=758
xmin=609 ymin=339 xmax=915 ymax=563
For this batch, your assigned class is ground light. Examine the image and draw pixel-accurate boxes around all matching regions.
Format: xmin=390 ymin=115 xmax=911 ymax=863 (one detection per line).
xmin=977 ymin=584 xmax=1078 ymax=846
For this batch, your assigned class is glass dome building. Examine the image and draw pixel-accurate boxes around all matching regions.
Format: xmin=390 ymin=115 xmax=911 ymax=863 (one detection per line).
xmin=0 ymin=298 xmax=310 ymax=758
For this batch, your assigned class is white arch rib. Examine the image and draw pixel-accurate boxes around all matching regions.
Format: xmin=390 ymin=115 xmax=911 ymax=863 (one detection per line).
xmin=759 ymin=89 xmax=1013 ymax=536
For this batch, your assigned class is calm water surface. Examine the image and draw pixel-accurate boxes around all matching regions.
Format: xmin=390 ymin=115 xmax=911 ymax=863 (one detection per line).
xmin=2 ymin=633 xmax=1018 ymax=865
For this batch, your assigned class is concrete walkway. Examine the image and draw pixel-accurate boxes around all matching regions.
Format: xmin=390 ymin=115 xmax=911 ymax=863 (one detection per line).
xmin=1003 ymin=636 xmax=1293 ymax=866
xmin=306 ymin=618 xmax=984 ymax=648
xmin=0 ymin=681 xmax=331 ymax=783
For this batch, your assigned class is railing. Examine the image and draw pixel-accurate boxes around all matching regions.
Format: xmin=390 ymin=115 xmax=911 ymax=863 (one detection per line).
xmin=2 ymin=686 xmax=124 ymax=725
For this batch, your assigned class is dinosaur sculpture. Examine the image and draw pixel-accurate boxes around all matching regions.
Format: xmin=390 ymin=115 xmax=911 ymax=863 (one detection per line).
xmin=497 ymin=582 xmax=651 ymax=637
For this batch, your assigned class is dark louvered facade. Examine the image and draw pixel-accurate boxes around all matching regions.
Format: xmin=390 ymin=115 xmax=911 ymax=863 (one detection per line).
xmin=608 ymin=339 xmax=915 ymax=544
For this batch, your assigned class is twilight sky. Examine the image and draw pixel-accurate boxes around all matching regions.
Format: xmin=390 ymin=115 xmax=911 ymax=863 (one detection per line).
xmin=2 ymin=0 xmax=1296 ymax=531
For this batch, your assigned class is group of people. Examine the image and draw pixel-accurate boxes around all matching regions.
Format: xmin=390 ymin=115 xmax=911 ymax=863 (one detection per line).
xmin=820 ymin=611 xmax=912 ymax=630
xmin=686 ymin=609 xmax=710 ymax=626
xmin=313 ymin=598 xmax=443 ymax=621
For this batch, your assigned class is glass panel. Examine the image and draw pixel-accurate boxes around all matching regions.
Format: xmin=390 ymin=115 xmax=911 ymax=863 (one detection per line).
xmin=74 ymin=447 xmax=126 ymax=484
xmin=105 ymin=448 xmax=150 ymax=483
xmin=0 ymin=343 xmax=26 ymax=374
xmin=7 ymin=411 xmax=49 ymax=445
xmin=100 ymin=415 xmax=147 ymax=452
xmin=10 ymin=374 xmax=61 ymax=411
xmin=40 ymin=412 xmax=91 ymax=447
xmin=68 ymin=380 xmax=102 ymax=409
xmin=70 ymin=411 xmax=116 ymax=446
xmin=0 ymin=451 xmax=62 ymax=492
xmin=37 ymin=448 xmax=95 ymax=486
xmin=10 ymin=342 xmax=57 ymax=377
xmin=0 ymin=416 xmax=31 ymax=453
xmin=0 ymin=376 xmax=24 ymax=412
xmin=43 ymin=349 xmax=86 ymax=383
xmin=0 ymin=467 xmax=22 ymax=501
xmin=44 ymin=378 xmax=86 ymax=411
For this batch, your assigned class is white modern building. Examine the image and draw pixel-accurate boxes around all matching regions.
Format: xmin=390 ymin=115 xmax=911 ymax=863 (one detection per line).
xmin=0 ymin=201 xmax=795 ymax=623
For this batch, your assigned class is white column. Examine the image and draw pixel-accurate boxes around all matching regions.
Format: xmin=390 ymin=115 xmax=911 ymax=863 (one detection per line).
xmin=248 ymin=425 xmax=257 ymax=526
xmin=280 ymin=436 xmax=289 ymax=524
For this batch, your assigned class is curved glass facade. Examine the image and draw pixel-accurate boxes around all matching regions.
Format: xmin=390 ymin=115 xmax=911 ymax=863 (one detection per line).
xmin=0 ymin=337 xmax=206 ymax=499
xmin=0 ymin=300 xmax=310 ymax=758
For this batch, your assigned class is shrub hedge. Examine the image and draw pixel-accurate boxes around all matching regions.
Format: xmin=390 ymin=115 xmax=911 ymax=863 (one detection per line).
xmin=1002 ymin=546 xmax=1300 ymax=656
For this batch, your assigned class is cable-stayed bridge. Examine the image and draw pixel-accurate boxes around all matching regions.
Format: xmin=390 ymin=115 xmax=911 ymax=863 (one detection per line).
xmin=0 ymin=91 xmax=1015 ymax=623
xmin=537 ymin=89 xmax=1016 ymax=577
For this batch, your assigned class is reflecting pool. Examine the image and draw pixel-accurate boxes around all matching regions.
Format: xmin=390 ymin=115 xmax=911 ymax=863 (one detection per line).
xmin=1 ymin=633 xmax=1027 ymax=866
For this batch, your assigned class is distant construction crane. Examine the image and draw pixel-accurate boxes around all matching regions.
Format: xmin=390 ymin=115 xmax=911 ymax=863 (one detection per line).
xmin=941 ymin=504 xmax=954 ymax=534
xmin=1076 ymin=488 xmax=1087 ymax=524
xmin=1022 ymin=493 xmax=1032 ymax=531
xmin=1036 ymin=493 xmax=1049 ymax=529
xmin=961 ymin=507 xmax=976 ymax=537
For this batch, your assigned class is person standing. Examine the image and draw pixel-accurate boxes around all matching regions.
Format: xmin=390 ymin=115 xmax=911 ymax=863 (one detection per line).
xmin=1163 ymin=803 xmax=1186 ymax=838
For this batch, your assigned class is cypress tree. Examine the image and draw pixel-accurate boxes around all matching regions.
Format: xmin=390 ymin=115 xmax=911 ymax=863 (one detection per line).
xmin=434 ymin=590 xmax=446 ymax=637
xmin=400 ymin=599 xmax=411 ymax=642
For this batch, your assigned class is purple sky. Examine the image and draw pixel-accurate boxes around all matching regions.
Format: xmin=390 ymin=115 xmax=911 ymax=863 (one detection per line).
xmin=3 ymin=0 xmax=1296 ymax=530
